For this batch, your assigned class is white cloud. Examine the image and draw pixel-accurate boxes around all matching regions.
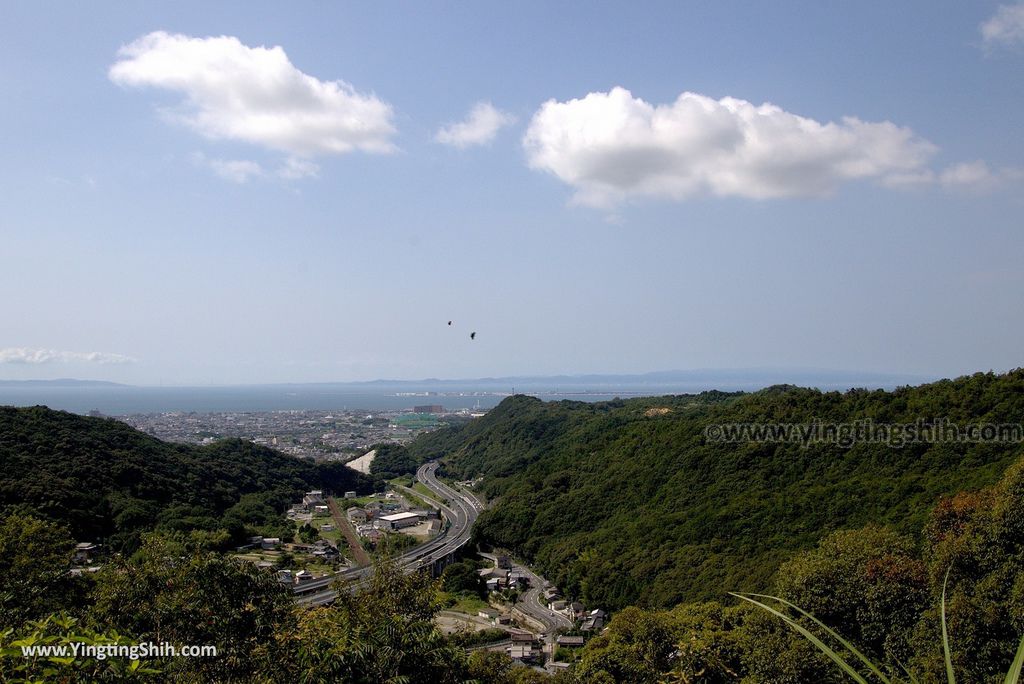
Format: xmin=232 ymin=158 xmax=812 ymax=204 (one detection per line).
xmin=191 ymin=152 xmax=320 ymax=182
xmin=204 ymin=156 xmax=264 ymax=183
xmin=879 ymin=169 xmax=936 ymax=188
xmin=0 ymin=348 xmax=136 ymax=365
xmin=110 ymin=31 xmax=397 ymax=169
xmin=981 ymin=2 xmax=1024 ymax=47
xmin=435 ymin=102 xmax=515 ymax=148
xmin=524 ymin=88 xmax=941 ymax=207
xmin=939 ymin=160 xmax=1023 ymax=193
xmin=277 ymin=156 xmax=319 ymax=180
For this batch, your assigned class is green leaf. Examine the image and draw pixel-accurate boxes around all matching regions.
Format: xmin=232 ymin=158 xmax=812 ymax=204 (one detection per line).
xmin=896 ymin=658 xmax=920 ymax=684
xmin=942 ymin=567 xmax=956 ymax=684
xmin=1003 ymin=632 xmax=1024 ymax=684
xmin=744 ymin=592 xmax=891 ymax=684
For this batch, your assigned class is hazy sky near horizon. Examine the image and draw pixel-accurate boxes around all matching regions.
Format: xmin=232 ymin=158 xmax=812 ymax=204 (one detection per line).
xmin=2 ymin=2 xmax=1023 ymax=385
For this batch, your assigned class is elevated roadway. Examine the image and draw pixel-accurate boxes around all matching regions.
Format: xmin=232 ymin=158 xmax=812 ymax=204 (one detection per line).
xmin=293 ymin=461 xmax=477 ymax=605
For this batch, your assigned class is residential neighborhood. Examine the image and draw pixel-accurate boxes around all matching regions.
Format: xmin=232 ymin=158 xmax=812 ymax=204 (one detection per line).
xmin=119 ymin=408 xmax=469 ymax=460
xmin=434 ymin=551 xmax=607 ymax=671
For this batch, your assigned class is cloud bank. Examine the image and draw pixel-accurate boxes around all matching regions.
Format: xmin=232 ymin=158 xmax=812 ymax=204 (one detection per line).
xmin=110 ymin=31 xmax=397 ymax=178
xmin=523 ymin=87 xmax=943 ymax=207
xmin=0 ymin=348 xmax=136 ymax=365
xmin=435 ymin=102 xmax=515 ymax=148
xmin=981 ymin=2 xmax=1024 ymax=48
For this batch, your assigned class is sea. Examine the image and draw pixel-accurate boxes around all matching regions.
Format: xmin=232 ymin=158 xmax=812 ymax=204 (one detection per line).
xmin=0 ymin=370 xmax=930 ymax=416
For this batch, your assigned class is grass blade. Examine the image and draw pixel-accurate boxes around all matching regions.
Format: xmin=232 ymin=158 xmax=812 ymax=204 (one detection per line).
xmin=896 ymin=658 xmax=920 ymax=684
xmin=942 ymin=567 xmax=956 ymax=684
xmin=744 ymin=592 xmax=891 ymax=684
xmin=730 ymin=592 xmax=869 ymax=684
xmin=1003 ymin=632 xmax=1024 ymax=684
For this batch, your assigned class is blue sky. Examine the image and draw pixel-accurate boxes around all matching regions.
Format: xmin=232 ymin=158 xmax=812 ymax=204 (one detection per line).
xmin=1 ymin=2 xmax=1022 ymax=385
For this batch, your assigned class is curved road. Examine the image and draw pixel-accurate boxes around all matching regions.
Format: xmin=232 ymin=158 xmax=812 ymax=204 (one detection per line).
xmin=518 ymin=565 xmax=574 ymax=633
xmin=294 ymin=461 xmax=478 ymax=605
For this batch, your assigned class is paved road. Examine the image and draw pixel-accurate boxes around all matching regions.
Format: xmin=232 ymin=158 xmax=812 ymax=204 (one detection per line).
xmin=293 ymin=461 xmax=478 ymax=605
xmin=518 ymin=564 xmax=573 ymax=633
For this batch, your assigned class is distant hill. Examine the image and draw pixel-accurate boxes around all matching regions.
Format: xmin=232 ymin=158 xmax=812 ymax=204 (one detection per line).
xmin=345 ymin=367 xmax=931 ymax=392
xmin=0 ymin=378 xmax=127 ymax=387
xmin=0 ymin=406 xmax=376 ymax=548
xmin=410 ymin=370 xmax=1024 ymax=611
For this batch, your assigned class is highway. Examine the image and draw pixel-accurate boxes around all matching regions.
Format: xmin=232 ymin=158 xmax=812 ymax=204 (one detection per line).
xmin=293 ymin=461 xmax=478 ymax=606
xmin=294 ymin=461 xmax=577 ymax=670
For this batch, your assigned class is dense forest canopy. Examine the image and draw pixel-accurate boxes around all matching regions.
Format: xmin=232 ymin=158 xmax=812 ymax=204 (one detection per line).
xmin=0 ymin=406 xmax=377 ymax=548
xmin=405 ymin=370 xmax=1024 ymax=610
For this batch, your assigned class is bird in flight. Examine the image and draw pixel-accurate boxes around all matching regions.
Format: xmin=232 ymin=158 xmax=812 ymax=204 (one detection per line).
xmin=448 ymin=321 xmax=452 ymax=326
xmin=470 ymin=332 xmax=476 ymax=340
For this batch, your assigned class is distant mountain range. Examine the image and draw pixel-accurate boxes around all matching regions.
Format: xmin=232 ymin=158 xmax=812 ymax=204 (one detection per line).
xmin=340 ymin=367 xmax=934 ymax=392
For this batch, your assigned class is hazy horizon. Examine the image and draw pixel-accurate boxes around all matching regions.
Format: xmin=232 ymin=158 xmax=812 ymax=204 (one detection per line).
xmin=0 ymin=366 xmax=954 ymax=415
xmin=0 ymin=365 xmax=942 ymax=389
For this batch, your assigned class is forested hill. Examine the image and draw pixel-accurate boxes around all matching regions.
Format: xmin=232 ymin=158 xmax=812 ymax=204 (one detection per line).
xmin=0 ymin=406 xmax=375 ymax=548
xmin=418 ymin=370 xmax=1024 ymax=611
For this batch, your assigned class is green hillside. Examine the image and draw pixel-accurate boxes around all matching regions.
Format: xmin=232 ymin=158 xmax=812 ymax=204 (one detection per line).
xmin=0 ymin=406 xmax=376 ymax=548
xmin=418 ymin=371 xmax=1024 ymax=610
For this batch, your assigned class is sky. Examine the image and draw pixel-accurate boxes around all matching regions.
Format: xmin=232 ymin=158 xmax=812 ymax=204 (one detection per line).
xmin=1 ymin=1 xmax=1022 ymax=385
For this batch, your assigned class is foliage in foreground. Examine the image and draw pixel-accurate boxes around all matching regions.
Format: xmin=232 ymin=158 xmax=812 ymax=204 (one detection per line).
xmin=733 ymin=573 xmax=1024 ymax=684
xmin=0 ymin=614 xmax=162 ymax=683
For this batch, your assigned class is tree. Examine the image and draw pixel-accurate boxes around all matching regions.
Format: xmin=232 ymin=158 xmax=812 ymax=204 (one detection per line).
xmin=0 ymin=613 xmax=161 ymax=682
xmin=0 ymin=514 xmax=77 ymax=629
xmin=441 ymin=559 xmax=485 ymax=597
xmin=576 ymin=606 xmax=682 ymax=683
xmin=774 ymin=525 xmax=928 ymax=664
xmin=298 ymin=523 xmax=319 ymax=544
xmin=280 ymin=556 xmax=469 ymax=682
xmin=905 ymin=457 xmax=1024 ymax=682
xmin=87 ymin=533 xmax=294 ymax=681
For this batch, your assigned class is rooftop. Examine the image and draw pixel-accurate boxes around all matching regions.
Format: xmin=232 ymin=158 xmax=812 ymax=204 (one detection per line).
xmin=379 ymin=511 xmax=421 ymax=522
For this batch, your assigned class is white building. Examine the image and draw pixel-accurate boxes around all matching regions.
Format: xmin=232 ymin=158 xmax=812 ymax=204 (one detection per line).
xmin=376 ymin=511 xmax=423 ymax=530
